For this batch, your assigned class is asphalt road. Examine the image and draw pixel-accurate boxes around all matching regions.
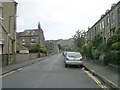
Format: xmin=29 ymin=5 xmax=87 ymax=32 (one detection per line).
xmin=2 ymin=54 xmax=101 ymax=88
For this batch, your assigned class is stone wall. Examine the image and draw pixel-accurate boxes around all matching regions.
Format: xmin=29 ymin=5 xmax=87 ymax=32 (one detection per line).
xmin=2 ymin=53 xmax=47 ymax=66
xmin=15 ymin=53 xmax=39 ymax=63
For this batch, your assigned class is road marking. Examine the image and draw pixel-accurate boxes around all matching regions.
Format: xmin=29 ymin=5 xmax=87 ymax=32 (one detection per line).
xmin=17 ymin=68 xmax=23 ymax=71
xmin=0 ymin=71 xmax=16 ymax=78
xmin=0 ymin=68 xmax=23 ymax=78
xmin=83 ymin=69 xmax=109 ymax=90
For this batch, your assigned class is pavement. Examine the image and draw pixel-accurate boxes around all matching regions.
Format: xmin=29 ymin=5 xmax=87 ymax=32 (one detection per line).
xmin=0 ymin=56 xmax=49 ymax=75
xmin=0 ymin=55 xmax=119 ymax=89
xmin=83 ymin=59 xmax=120 ymax=89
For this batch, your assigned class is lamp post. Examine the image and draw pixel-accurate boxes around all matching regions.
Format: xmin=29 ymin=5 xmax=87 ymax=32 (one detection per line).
xmin=7 ymin=15 xmax=18 ymax=65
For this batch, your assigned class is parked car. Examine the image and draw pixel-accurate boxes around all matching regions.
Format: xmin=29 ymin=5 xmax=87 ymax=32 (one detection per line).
xmin=62 ymin=51 xmax=67 ymax=57
xmin=64 ymin=52 xmax=83 ymax=68
xmin=19 ymin=50 xmax=29 ymax=54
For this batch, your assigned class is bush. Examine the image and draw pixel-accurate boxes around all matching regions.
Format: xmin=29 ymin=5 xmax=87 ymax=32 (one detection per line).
xmin=97 ymin=43 xmax=106 ymax=52
xmin=81 ymin=44 xmax=92 ymax=58
xmin=91 ymin=48 xmax=101 ymax=59
xmin=111 ymin=42 xmax=120 ymax=51
xmin=92 ymin=34 xmax=103 ymax=48
xmin=107 ymin=34 xmax=120 ymax=49
xmin=105 ymin=50 xmax=120 ymax=65
xmin=29 ymin=45 xmax=39 ymax=53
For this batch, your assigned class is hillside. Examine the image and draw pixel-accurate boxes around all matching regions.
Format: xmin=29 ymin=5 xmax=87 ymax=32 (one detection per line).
xmin=57 ymin=38 xmax=75 ymax=51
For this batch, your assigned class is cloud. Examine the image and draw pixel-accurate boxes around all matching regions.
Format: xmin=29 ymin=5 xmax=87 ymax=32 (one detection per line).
xmin=17 ymin=17 xmax=25 ymax=26
xmin=15 ymin=0 xmax=120 ymax=39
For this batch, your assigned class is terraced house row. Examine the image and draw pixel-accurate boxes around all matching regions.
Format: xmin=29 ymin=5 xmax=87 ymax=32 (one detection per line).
xmin=87 ymin=1 xmax=120 ymax=43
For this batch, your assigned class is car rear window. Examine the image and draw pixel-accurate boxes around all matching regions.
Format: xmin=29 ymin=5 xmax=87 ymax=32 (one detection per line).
xmin=67 ymin=53 xmax=81 ymax=58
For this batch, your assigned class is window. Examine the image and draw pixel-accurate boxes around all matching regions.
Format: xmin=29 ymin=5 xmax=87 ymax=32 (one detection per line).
xmin=102 ymin=20 xmax=105 ymax=28
xmin=27 ymin=31 xmax=30 ymax=33
xmin=22 ymin=42 xmax=25 ymax=45
xmin=31 ymin=31 xmax=35 ymax=35
xmin=26 ymin=31 xmax=30 ymax=35
xmin=22 ymin=39 xmax=25 ymax=42
xmin=0 ymin=5 xmax=3 ymax=23
xmin=31 ymin=38 xmax=35 ymax=42
xmin=111 ymin=13 xmax=115 ymax=24
xmin=100 ymin=23 xmax=102 ymax=30
xmin=118 ymin=8 xmax=120 ymax=23
xmin=106 ymin=16 xmax=110 ymax=27
xmin=100 ymin=20 xmax=105 ymax=29
xmin=31 ymin=43 xmax=35 ymax=45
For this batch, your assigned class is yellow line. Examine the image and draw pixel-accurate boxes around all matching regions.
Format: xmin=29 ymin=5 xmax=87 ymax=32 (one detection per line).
xmin=83 ymin=70 xmax=109 ymax=90
xmin=84 ymin=71 xmax=101 ymax=85
xmin=0 ymin=68 xmax=23 ymax=78
xmin=0 ymin=71 xmax=16 ymax=78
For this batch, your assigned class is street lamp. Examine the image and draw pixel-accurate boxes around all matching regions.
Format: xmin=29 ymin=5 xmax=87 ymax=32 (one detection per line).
xmin=7 ymin=15 xmax=18 ymax=65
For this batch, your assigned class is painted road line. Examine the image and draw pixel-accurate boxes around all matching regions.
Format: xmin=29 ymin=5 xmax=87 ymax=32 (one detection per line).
xmin=0 ymin=71 xmax=16 ymax=78
xmin=17 ymin=68 xmax=23 ymax=71
xmin=83 ymin=69 xmax=109 ymax=90
xmin=84 ymin=70 xmax=101 ymax=85
xmin=0 ymin=68 xmax=23 ymax=78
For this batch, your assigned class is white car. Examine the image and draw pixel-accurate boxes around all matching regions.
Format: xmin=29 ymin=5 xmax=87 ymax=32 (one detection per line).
xmin=64 ymin=52 xmax=83 ymax=68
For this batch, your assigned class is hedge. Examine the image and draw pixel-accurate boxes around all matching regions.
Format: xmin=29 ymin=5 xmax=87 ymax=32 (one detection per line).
xmin=105 ymin=50 xmax=120 ymax=65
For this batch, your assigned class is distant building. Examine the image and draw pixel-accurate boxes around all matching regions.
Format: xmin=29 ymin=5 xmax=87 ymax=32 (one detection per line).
xmin=86 ymin=1 xmax=120 ymax=43
xmin=45 ymin=40 xmax=59 ymax=54
xmin=17 ymin=23 xmax=45 ymax=48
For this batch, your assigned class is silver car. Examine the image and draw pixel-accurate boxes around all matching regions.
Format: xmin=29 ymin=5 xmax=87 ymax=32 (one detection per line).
xmin=64 ymin=52 xmax=83 ymax=68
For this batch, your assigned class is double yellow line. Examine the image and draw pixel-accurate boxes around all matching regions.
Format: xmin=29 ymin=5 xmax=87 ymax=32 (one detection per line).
xmin=0 ymin=68 xmax=23 ymax=78
xmin=83 ymin=70 xmax=109 ymax=90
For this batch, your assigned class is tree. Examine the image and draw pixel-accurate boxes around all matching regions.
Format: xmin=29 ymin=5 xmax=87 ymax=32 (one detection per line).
xmin=73 ymin=30 xmax=86 ymax=48
xmin=29 ymin=45 xmax=39 ymax=53
xmin=81 ymin=44 xmax=92 ymax=58
xmin=92 ymin=34 xmax=103 ymax=48
xmin=39 ymin=44 xmax=47 ymax=53
xmin=29 ymin=44 xmax=47 ymax=54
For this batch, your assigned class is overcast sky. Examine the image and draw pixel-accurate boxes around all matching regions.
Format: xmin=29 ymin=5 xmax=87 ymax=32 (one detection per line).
xmin=15 ymin=0 xmax=119 ymax=40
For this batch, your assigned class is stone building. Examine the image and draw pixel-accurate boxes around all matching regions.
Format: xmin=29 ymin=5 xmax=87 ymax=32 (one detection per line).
xmin=87 ymin=1 xmax=120 ymax=43
xmin=45 ymin=40 xmax=59 ymax=54
xmin=17 ymin=23 xmax=45 ymax=48
xmin=1 ymin=0 xmax=18 ymax=65
xmin=0 ymin=1 xmax=3 ymax=66
xmin=0 ymin=1 xmax=3 ymax=55
xmin=2 ymin=0 xmax=18 ymax=54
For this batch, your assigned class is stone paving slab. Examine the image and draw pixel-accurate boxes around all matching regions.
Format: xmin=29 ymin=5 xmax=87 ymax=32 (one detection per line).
xmin=83 ymin=60 xmax=119 ymax=86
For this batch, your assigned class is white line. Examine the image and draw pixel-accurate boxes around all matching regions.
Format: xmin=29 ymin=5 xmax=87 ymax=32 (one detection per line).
xmin=17 ymin=68 xmax=23 ymax=71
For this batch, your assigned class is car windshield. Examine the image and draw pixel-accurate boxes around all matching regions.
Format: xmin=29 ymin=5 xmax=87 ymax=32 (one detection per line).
xmin=67 ymin=53 xmax=81 ymax=58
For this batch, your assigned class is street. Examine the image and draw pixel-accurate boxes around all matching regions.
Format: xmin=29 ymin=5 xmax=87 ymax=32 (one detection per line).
xmin=2 ymin=54 xmax=101 ymax=88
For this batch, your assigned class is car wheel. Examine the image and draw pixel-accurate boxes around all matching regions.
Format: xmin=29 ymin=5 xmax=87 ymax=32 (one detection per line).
xmin=65 ymin=64 xmax=67 ymax=67
xmin=79 ymin=65 xmax=83 ymax=68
